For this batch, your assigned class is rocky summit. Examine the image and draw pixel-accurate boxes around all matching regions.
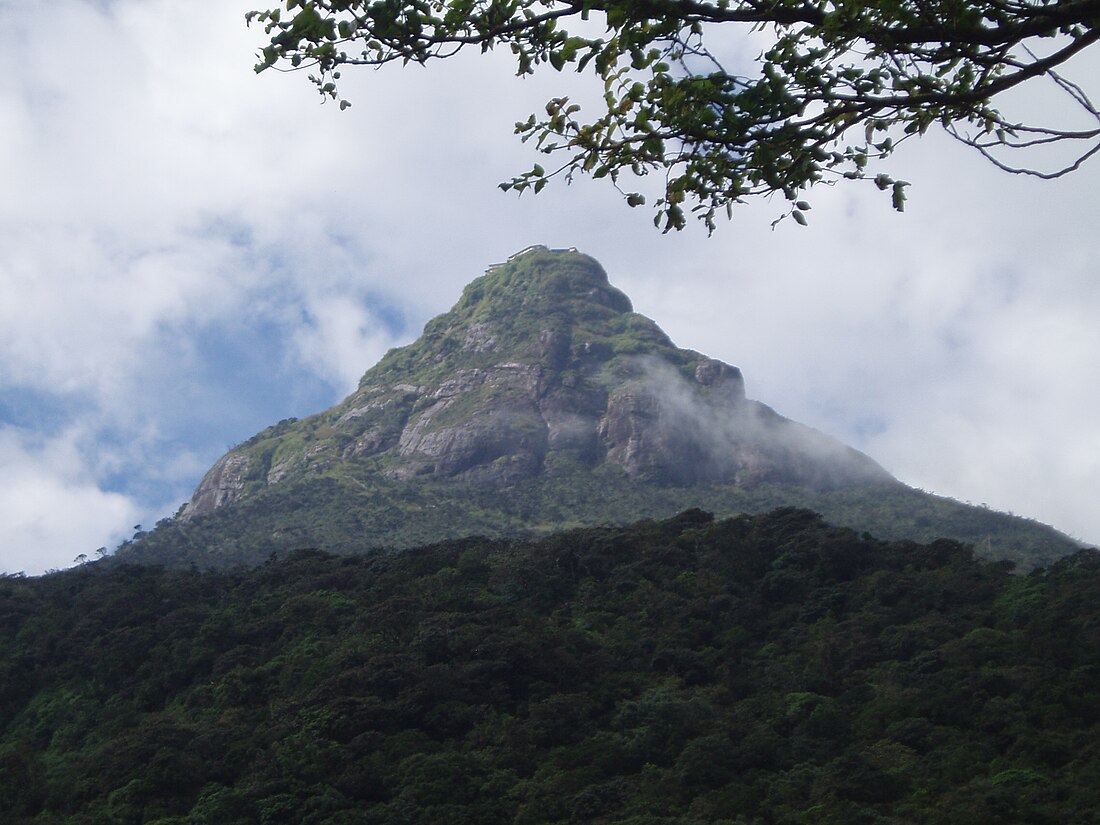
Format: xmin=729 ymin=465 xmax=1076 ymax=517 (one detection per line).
xmin=119 ymin=246 xmax=1080 ymax=569
xmin=184 ymin=246 xmax=887 ymax=519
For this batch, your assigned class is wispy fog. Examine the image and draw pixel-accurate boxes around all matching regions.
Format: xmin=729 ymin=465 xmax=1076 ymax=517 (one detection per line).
xmin=609 ymin=357 xmax=890 ymax=488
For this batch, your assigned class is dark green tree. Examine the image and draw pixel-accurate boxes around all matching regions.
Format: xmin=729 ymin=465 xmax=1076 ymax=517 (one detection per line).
xmin=247 ymin=0 xmax=1099 ymax=230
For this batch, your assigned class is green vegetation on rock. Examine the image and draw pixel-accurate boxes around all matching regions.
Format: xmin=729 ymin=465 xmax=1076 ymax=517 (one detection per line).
xmin=123 ymin=468 xmax=1078 ymax=572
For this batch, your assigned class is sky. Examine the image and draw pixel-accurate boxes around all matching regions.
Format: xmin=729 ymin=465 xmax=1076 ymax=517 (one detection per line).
xmin=1 ymin=0 xmax=1097 ymax=574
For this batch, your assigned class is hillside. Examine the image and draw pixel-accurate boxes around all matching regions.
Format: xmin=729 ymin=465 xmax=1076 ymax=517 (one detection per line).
xmin=116 ymin=246 xmax=1080 ymax=570
xmin=4 ymin=509 xmax=1100 ymax=823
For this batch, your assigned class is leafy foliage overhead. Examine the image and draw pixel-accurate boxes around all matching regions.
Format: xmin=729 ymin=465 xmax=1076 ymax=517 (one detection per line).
xmin=247 ymin=0 xmax=1099 ymax=229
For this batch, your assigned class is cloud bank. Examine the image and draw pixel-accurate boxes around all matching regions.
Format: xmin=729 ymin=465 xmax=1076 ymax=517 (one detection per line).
xmin=0 ymin=0 xmax=1097 ymax=572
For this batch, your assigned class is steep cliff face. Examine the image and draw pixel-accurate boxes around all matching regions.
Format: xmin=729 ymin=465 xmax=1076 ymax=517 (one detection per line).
xmin=184 ymin=453 xmax=251 ymax=516
xmin=182 ymin=246 xmax=888 ymax=520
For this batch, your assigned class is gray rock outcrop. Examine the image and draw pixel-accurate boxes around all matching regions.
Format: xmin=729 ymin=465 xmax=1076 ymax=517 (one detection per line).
xmin=181 ymin=246 xmax=889 ymax=520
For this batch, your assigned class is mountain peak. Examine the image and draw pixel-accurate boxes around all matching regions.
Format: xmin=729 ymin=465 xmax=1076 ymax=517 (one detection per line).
xmin=464 ymin=245 xmax=633 ymax=315
xmin=120 ymin=248 xmax=1083 ymax=571
xmin=180 ymin=248 xmax=889 ymax=523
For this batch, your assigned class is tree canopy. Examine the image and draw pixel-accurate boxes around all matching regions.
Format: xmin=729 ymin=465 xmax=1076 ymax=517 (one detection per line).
xmin=5 ymin=509 xmax=1100 ymax=822
xmin=247 ymin=0 xmax=1100 ymax=230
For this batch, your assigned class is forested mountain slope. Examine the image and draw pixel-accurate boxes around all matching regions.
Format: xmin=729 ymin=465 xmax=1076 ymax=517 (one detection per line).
xmin=4 ymin=509 xmax=1100 ymax=823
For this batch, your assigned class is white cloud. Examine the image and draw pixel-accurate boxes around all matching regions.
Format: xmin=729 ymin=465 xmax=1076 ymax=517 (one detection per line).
xmin=291 ymin=293 xmax=402 ymax=391
xmin=0 ymin=0 xmax=1097 ymax=576
xmin=617 ymin=132 xmax=1100 ymax=546
xmin=0 ymin=426 xmax=141 ymax=575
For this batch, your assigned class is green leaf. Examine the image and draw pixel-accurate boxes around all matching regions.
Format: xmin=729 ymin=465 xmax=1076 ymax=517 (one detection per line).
xmin=891 ymin=181 xmax=908 ymax=211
